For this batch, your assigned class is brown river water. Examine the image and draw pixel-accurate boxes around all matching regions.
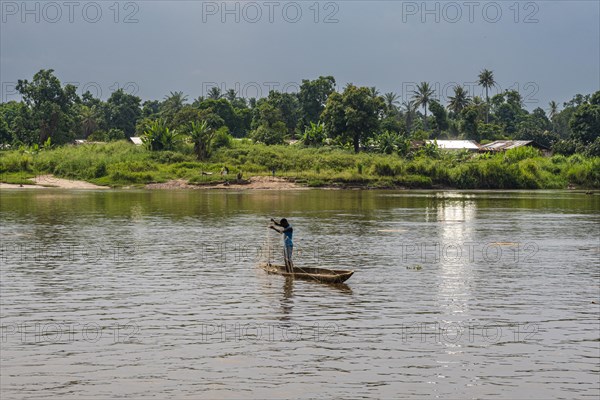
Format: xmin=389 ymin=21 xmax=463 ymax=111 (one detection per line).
xmin=1 ymin=189 xmax=599 ymax=399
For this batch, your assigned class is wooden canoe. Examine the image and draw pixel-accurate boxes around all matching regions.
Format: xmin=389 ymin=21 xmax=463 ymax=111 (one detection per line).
xmin=259 ymin=262 xmax=354 ymax=284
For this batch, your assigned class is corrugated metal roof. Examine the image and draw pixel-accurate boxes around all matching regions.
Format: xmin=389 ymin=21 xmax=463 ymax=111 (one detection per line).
xmin=481 ymin=140 xmax=534 ymax=151
xmin=129 ymin=137 xmax=143 ymax=145
xmin=426 ymin=140 xmax=481 ymax=150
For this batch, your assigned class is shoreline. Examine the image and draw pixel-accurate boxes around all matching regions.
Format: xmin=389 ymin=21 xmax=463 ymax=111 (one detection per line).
xmin=1 ymin=175 xmax=596 ymax=193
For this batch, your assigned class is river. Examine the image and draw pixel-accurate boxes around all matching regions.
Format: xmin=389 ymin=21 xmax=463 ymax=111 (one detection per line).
xmin=1 ymin=189 xmax=598 ymax=399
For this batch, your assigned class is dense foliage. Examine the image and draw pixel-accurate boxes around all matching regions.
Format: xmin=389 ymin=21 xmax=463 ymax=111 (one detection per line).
xmin=2 ymin=69 xmax=598 ymax=157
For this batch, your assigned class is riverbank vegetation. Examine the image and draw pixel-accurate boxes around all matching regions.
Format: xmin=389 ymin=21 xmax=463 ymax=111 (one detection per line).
xmin=1 ymin=69 xmax=599 ymax=189
xmin=1 ymin=140 xmax=598 ymax=189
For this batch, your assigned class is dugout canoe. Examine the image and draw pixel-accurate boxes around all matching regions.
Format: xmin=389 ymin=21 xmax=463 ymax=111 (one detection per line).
xmin=259 ymin=262 xmax=354 ymax=284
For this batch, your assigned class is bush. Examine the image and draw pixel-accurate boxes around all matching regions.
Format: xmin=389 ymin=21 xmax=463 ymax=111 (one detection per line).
xmin=552 ymin=139 xmax=578 ymax=156
xmin=213 ymin=127 xmax=233 ymax=149
xmin=107 ymin=128 xmax=126 ymax=141
xmin=503 ymin=146 xmax=541 ymax=163
xmin=373 ymin=161 xmax=400 ymax=176
xmin=583 ymin=137 xmax=600 ymax=157
xmin=88 ymin=131 xmax=107 ymax=142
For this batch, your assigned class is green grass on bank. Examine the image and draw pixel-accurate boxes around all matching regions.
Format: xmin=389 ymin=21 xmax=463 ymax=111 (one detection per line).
xmin=1 ymin=141 xmax=599 ymax=189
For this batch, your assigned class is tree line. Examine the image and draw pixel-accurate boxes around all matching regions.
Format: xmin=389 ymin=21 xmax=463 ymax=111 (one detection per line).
xmin=1 ymin=69 xmax=598 ymax=158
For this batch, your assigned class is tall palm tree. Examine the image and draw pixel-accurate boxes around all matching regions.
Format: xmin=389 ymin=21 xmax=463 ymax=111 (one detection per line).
xmin=192 ymin=96 xmax=205 ymax=107
xmin=447 ymin=86 xmax=471 ymax=115
xmin=548 ymin=100 xmax=559 ymax=132
xmin=161 ymin=91 xmax=188 ymax=118
xmin=401 ymin=100 xmax=418 ymax=135
xmin=383 ymin=92 xmax=400 ymax=113
xmin=412 ymin=82 xmax=435 ymax=130
xmin=188 ymin=120 xmax=215 ymax=160
xmin=207 ymin=87 xmax=222 ymax=100
xmin=478 ymin=69 xmax=495 ymax=123
xmin=225 ymin=89 xmax=237 ymax=103
xmin=369 ymin=87 xmax=380 ymax=99
xmin=548 ymin=100 xmax=559 ymax=120
xmin=79 ymin=105 xmax=98 ymax=138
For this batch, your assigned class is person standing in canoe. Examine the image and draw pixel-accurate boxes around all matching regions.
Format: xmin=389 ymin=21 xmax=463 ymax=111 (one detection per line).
xmin=269 ymin=218 xmax=293 ymax=273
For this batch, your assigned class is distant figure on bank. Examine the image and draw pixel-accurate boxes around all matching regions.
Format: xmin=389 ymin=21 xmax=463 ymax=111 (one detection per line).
xmin=269 ymin=218 xmax=293 ymax=273
xmin=271 ymin=167 xmax=276 ymax=177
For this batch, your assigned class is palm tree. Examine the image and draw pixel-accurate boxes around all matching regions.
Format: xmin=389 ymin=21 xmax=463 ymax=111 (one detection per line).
xmin=548 ymin=100 xmax=559 ymax=132
xmin=412 ymin=82 xmax=435 ymax=130
xmin=192 ymin=96 xmax=205 ymax=107
xmin=207 ymin=87 xmax=222 ymax=100
xmin=548 ymin=100 xmax=559 ymax=120
xmin=369 ymin=87 xmax=380 ymax=99
xmin=401 ymin=100 xmax=418 ymax=135
xmin=478 ymin=69 xmax=495 ymax=123
xmin=447 ymin=86 xmax=471 ymax=115
xmin=225 ymin=89 xmax=237 ymax=103
xmin=383 ymin=92 xmax=400 ymax=114
xmin=79 ymin=105 xmax=99 ymax=138
xmin=161 ymin=91 xmax=188 ymax=121
xmin=163 ymin=91 xmax=187 ymax=109
xmin=472 ymin=96 xmax=484 ymax=106
xmin=141 ymin=119 xmax=180 ymax=151
xmin=188 ymin=120 xmax=215 ymax=160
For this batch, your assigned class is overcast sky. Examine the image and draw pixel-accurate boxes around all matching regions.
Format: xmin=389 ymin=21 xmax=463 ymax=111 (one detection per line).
xmin=1 ymin=0 xmax=599 ymax=109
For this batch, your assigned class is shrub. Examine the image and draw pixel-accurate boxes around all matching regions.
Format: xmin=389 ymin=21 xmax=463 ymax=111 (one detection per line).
xmin=213 ymin=127 xmax=233 ymax=149
xmin=503 ymin=146 xmax=541 ymax=163
xmin=373 ymin=161 xmax=400 ymax=176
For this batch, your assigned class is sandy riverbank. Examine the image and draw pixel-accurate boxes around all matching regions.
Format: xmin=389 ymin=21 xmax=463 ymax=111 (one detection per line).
xmin=145 ymin=176 xmax=307 ymax=190
xmin=1 ymin=175 xmax=306 ymax=190
xmin=0 ymin=175 xmax=110 ymax=190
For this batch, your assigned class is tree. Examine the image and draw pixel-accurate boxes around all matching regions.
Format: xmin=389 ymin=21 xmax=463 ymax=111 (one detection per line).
xmin=250 ymin=102 xmax=287 ymax=145
xmin=225 ymin=89 xmax=237 ymax=103
xmin=263 ymin=91 xmax=300 ymax=137
xmin=106 ymin=89 xmax=141 ymax=136
xmin=170 ymin=105 xmax=203 ymax=130
xmin=187 ymin=120 xmax=215 ymax=160
xmin=78 ymin=105 xmax=100 ymax=138
xmin=0 ymin=101 xmax=34 ymax=144
xmin=461 ymin=106 xmax=480 ymax=141
xmin=448 ymin=86 xmax=471 ymax=114
xmin=548 ymin=100 xmax=559 ymax=132
xmin=297 ymin=76 xmax=336 ymax=128
xmin=401 ymin=101 xmax=418 ymax=136
xmin=301 ymin=122 xmax=326 ymax=146
xmin=548 ymin=100 xmax=559 ymax=120
xmin=196 ymin=98 xmax=244 ymax=136
xmin=570 ymin=103 xmax=600 ymax=144
xmin=376 ymin=130 xmax=400 ymax=154
xmin=16 ymin=69 xmax=79 ymax=144
xmin=207 ymin=87 xmax=222 ymax=99
xmin=141 ymin=119 xmax=180 ymax=151
xmin=478 ymin=69 xmax=495 ymax=123
xmin=142 ymin=100 xmax=161 ymax=118
xmin=369 ymin=87 xmax=380 ymax=98
xmin=428 ymin=100 xmax=448 ymax=137
xmin=321 ymin=84 xmax=384 ymax=153
xmin=160 ymin=91 xmax=188 ymax=124
xmin=490 ymin=90 xmax=527 ymax=135
xmin=478 ymin=123 xmax=504 ymax=141
xmin=383 ymin=92 xmax=400 ymax=117
xmin=412 ymin=82 xmax=435 ymax=131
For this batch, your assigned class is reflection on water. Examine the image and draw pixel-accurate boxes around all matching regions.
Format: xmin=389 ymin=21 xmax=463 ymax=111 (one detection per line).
xmin=436 ymin=196 xmax=477 ymax=317
xmin=1 ymin=189 xmax=599 ymax=399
